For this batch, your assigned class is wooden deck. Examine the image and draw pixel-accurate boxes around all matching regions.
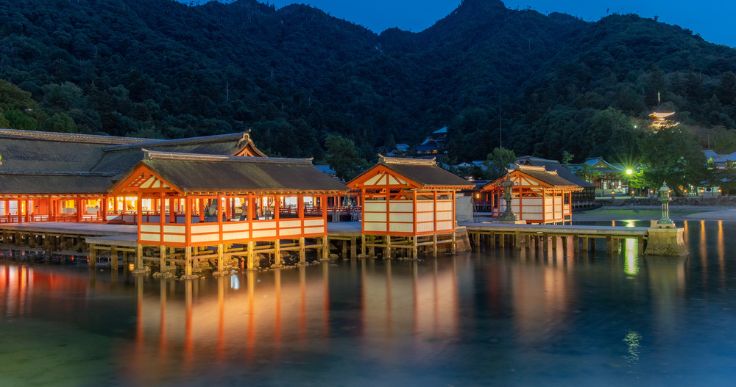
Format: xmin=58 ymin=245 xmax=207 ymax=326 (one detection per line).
xmin=463 ymin=221 xmax=648 ymax=254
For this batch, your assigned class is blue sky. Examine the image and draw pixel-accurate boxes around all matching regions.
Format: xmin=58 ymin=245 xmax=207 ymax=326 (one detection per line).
xmin=267 ymin=0 xmax=735 ymax=47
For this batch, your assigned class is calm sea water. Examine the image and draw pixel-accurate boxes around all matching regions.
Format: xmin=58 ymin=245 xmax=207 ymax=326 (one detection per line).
xmin=1 ymin=220 xmax=735 ymax=386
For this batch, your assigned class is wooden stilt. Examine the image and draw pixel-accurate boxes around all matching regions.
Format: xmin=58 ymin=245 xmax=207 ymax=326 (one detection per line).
xmin=111 ymin=247 xmax=118 ymax=270
xmin=412 ymin=236 xmax=418 ymax=260
xmin=360 ymin=234 xmax=367 ymax=258
xmin=273 ymin=240 xmax=282 ymax=268
xmin=88 ymin=245 xmax=96 ymax=268
xmin=159 ymin=245 xmax=167 ymax=273
xmin=134 ymin=243 xmax=146 ymax=274
xmin=215 ymin=243 xmax=226 ymax=274
xmin=321 ymin=236 xmax=329 ymax=261
xmin=350 ymin=237 xmax=357 ymax=259
xmin=182 ymin=246 xmax=195 ymax=279
xmin=433 ymin=234 xmax=438 ymax=257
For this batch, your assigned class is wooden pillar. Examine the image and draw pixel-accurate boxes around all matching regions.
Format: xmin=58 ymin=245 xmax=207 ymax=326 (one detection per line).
xmin=111 ymin=247 xmax=118 ymax=270
xmin=159 ymin=245 xmax=167 ymax=273
xmin=433 ymin=234 xmax=438 ymax=257
xmin=184 ymin=246 xmax=193 ymax=277
xmin=350 ymin=237 xmax=357 ymax=259
xmin=412 ymin=236 xmax=418 ymax=260
xmin=360 ymin=234 xmax=367 ymax=257
xmin=199 ymin=198 xmax=205 ymax=222
xmin=216 ymin=243 xmax=225 ymax=274
xmin=321 ymin=236 xmax=329 ymax=261
xmin=135 ymin=243 xmax=144 ymax=273
xmin=88 ymin=245 xmax=97 ymax=268
xmin=101 ymin=196 xmax=108 ymax=223
xmin=169 ymin=197 xmax=175 ymax=223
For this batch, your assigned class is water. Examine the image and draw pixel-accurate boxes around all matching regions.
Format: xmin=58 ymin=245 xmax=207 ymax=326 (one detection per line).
xmin=1 ymin=220 xmax=735 ymax=386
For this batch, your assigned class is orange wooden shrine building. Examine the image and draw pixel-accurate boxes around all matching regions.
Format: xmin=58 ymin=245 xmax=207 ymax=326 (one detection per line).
xmin=347 ymin=156 xmax=472 ymax=258
xmin=0 ymin=128 xmax=267 ymax=224
xmin=111 ymin=150 xmax=345 ymax=276
xmin=0 ymin=129 xmax=345 ymax=275
xmin=480 ymin=165 xmax=582 ymax=224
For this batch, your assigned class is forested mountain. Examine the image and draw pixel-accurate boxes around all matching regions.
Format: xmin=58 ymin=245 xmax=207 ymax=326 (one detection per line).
xmin=1 ymin=0 xmax=736 ymax=166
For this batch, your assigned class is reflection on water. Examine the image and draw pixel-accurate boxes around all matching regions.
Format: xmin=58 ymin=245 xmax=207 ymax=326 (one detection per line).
xmin=1 ymin=221 xmax=736 ymax=385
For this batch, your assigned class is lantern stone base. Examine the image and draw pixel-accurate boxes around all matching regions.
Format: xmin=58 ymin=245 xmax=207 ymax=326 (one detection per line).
xmin=645 ymin=223 xmax=688 ymax=257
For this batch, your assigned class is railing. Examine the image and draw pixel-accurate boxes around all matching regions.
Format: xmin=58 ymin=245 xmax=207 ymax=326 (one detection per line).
xmin=139 ymin=217 xmax=327 ymax=246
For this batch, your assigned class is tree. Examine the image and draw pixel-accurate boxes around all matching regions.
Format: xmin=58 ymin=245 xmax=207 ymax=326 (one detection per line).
xmin=324 ymin=134 xmax=369 ymax=181
xmin=486 ymin=147 xmax=516 ymax=179
xmin=642 ymin=127 xmax=707 ymax=194
xmin=561 ymin=150 xmax=574 ymax=164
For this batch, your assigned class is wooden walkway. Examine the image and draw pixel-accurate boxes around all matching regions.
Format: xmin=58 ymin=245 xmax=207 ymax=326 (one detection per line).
xmin=463 ymin=221 xmax=648 ymax=254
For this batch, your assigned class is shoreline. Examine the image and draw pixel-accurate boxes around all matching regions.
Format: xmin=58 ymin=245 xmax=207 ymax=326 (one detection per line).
xmin=572 ymin=205 xmax=736 ymax=222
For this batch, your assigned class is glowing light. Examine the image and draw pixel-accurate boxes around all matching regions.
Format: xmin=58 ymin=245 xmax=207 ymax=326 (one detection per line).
xmin=625 ymin=168 xmax=634 ymax=176
xmin=624 ymin=239 xmax=639 ymax=276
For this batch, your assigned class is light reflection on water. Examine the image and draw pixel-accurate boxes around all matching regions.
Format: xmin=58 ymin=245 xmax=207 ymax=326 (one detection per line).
xmin=0 ymin=221 xmax=735 ymax=385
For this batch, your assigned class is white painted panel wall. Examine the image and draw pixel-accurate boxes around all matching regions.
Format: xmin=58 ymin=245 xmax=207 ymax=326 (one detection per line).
xmin=436 ymin=212 xmax=453 ymax=221
xmin=416 ymin=223 xmax=435 ymax=233
xmin=279 ymin=220 xmax=301 ymax=229
xmin=191 ymin=233 xmax=219 ymax=243
xmin=251 ymin=229 xmax=277 ymax=239
xmin=304 ymin=219 xmax=324 ymax=227
xmin=365 ymin=223 xmax=387 ymax=232
xmin=163 ymin=225 xmax=185 ymax=233
xmin=436 ymin=221 xmax=453 ymax=231
xmin=365 ymin=213 xmax=387 ymax=222
xmin=163 ymin=234 xmax=186 ymax=243
xmin=437 ymin=201 xmax=453 ymax=211
xmin=417 ymin=202 xmax=434 ymax=212
xmin=252 ymin=221 xmax=277 ymax=230
xmin=389 ymin=213 xmax=413 ymax=222
xmin=223 ymin=223 xmax=249 ymax=232
xmin=141 ymin=233 xmax=160 ymax=242
xmin=280 ymin=228 xmax=302 ymax=236
xmin=389 ymin=202 xmax=412 ymax=212
xmin=304 ymin=226 xmax=325 ymax=234
xmin=365 ymin=201 xmax=387 ymax=212
xmin=389 ymin=223 xmax=413 ymax=233
xmin=192 ymin=224 xmax=219 ymax=233
xmin=416 ymin=212 xmax=434 ymax=222
xmin=141 ymin=224 xmax=160 ymax=233
xmin=223 ymin=232 xmax=249 ymax=241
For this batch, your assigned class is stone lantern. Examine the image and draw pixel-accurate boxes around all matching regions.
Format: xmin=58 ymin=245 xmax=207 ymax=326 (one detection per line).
xmin=658 ymin=182 xmax=673 ymax=226
xmin=498 ymin=177 xmax=517 ymax=222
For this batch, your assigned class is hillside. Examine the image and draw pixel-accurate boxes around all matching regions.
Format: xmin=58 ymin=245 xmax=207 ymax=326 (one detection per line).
xmin=1 ymin=0 xmax=735 ymax=164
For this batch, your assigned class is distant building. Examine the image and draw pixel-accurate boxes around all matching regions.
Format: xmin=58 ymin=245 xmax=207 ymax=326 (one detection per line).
xmin=704 ymin=149 xmax=736 ymax=170
xmin=568 ymin=157 xmax=633 ymax=196
xmin=415 ymin=126 xmax=448 ymax=156
xmin=515 ymin=156 xmax=595 ymax=206
xmin=479 ymin=165 xmax=583 ymax=224
xmin=386 ymin=143 xmax=410 ymax=157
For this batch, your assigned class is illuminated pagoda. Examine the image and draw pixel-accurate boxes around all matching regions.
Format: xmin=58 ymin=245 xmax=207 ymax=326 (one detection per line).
xmin=649 ymin=111 xmax=679 ymax=130
xmin=480 ymin=164 xmax=582 ymax=224
xmin=347 ymin=155 xmax=472 ymax=259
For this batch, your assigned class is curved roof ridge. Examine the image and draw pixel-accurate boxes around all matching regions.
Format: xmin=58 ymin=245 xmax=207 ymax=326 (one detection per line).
xmin=0 ymin=128 xmax=146 ymax=145
xmin=143 ymin=149 xmax=313 ymax=165
xmin=378 ymin=154 xmax=437 ymax=166
xmin=103 ymin=132 xmax=247 ymax=151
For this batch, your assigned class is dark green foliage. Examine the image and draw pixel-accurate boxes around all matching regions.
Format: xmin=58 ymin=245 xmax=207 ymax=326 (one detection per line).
xmin=0 ymin=0 xmax=734 ymax=174
xmin=486 ymin=147 xmax=516 ymax=180
xmin=324 ymin=134 xmax=368 ymax=181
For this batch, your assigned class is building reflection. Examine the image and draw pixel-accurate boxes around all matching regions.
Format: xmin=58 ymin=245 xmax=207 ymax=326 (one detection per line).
xmin=645 ymin=255 xmax=686 ymax=337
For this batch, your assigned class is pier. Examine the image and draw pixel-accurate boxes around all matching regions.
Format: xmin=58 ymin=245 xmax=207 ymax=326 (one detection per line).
xmin=465 ymin=222 xmax=648 ymax=255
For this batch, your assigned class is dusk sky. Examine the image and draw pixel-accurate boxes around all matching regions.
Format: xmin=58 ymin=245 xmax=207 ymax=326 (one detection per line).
xmin=269 ymin=0 xmax=735 ymax=47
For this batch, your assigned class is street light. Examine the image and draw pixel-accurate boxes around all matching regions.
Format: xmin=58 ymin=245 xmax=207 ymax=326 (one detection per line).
xmin=625 ymin=168 xmax=634 ymax=176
